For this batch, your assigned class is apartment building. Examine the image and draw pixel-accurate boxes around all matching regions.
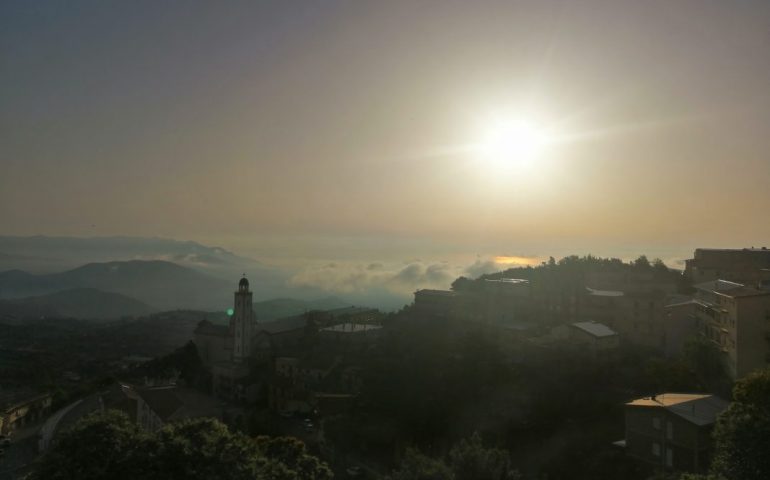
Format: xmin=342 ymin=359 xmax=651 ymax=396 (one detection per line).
xmin=685 ymin=248 xmax=770 ymax=284
xmin=694 ymin=279 xmax=770 ymax=379
xmin=623 ymin=393 xmax=728 ymax=473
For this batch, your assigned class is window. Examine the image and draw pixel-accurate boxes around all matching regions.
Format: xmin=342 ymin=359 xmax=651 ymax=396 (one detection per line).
xmin=666 ymin=421 xmax=673 ymax=440
xmin=653 ymin=417 xmax=661 ymax=429
xmin=652 ymin=442 xmax=661 ymax=457
xmin=666 ymin=447 xmax=673 ymax=467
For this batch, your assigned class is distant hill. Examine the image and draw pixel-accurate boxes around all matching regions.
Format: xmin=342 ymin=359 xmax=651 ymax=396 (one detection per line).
xmin=0 ymin=235 xmax=288 ymax=299
xmin=252 ymin=296 xmax=349 ymax=321
xmin=0 ymin=288 xmax=155 ymax=321
xmin=0 ymin=235 xmax=259 ymax=270
xmin=0 ymin=260 xmax=232 ymax=310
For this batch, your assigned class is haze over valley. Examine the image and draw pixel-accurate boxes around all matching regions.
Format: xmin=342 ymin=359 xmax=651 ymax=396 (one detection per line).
xmin=2 ymin=2 xmax=770 ymax=480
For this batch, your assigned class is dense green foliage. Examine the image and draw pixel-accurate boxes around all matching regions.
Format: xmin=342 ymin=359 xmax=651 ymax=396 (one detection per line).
xmin=29 ymin=410 xmax=143 ymax=480
xmin=447 ymin=432 xmax=520 ymax=480
xmin=460 ymin=254 xmax=683 ymax=293
xmin=133 ymin=340 xmax=211 ymax=389
xmin=711 ymin=368 xmax=770 ymax=480
xmin=389 ymin=433 xmax=520 ymax=480
xmin=326 ymin=317 xmax=657 ymax=478
xmin=683 ymin=337 xmax=732 ymax=396
xmin=28 ymin=410 xmax=332 ymax=480
xmin=389 ymin=448 xmax=455 ymax=480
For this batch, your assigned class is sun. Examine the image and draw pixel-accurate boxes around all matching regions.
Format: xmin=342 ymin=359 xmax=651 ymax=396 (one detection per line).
xmin=477 ymin=117 xmax=549 ymax=169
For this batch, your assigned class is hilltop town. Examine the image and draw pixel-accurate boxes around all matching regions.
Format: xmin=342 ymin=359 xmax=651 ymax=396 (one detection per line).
xmin=2 ymin=247 xmax=770 ymax=479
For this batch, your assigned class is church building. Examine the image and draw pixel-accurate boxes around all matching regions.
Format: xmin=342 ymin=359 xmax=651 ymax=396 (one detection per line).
xmin=194 ymin=276 xmax=258 ymax=400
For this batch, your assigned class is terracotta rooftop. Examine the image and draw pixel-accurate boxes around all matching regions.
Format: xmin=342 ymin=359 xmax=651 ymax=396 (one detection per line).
xmin=626 ymin=393 xmax=728 ymax=426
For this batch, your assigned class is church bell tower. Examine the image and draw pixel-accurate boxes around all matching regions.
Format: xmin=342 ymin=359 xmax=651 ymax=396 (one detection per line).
xmin=232 ymin=276 xmax=256 ymax=362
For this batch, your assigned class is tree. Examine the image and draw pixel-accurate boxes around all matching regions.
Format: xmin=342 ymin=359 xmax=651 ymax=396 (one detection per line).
xmin=711 ymin=368 xmax=770 ymax=480
xmin=135 ymin=341 xmax=210 ymax=390
xmin=254 ymin=435 xmax=333 ymax=480
xmin=148 ymin=417 xmax=263 ymax=480
xmin=633 ymin=255 xmax=651 ymax=269
xmin=646 ymin=472 xmax=725 ymax=480
xmin=389 ymin=448 xmax=454 ymax=480
xmin=389 ymin=435 xmax=521 ymax=480
xmin=28 ymin=410 xmax=145 ymax=480
xmin=642 ymin=357 xmax=699 ymax=393
xmin=29 ymin=411 xmax=332 ymax=480
xmin=652 ymin=258 xmax=669 ymax=275
xmin=452 ymin=276 xmax=479 ymax=292
xmin=448 ymin=432 xmax=520 ymax=480
xmin=683 ymin=336 xmax=731 ymax=395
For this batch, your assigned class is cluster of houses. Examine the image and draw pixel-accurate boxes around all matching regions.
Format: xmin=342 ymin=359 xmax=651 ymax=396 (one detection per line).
xmin=2 ymin=278 xmax=384 ymax=458
xmin=415 ymin=247 xmax=770 ymax=379
xmin=414 ymin=247 xmax=770 ymax=473
xmin=0 ymin=390 xmax=52 ymax=436
xmin=186 ymin=247 xmax=766 ymax=474
xmin=193 ymin=276 xmax=382 ymax=415
xmin=6 ymin=247 xmax=768 ymax=475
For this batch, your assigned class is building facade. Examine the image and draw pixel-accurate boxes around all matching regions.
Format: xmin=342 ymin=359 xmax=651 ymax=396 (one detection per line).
xmin=685 ymin=248 xmax=770 ymax=284
xmin=623 ymin=393 xmax=728 ymax=473
xmin=193 ymin=277 xmax=258 ymax=399
xmin=568 ymin=321 xmax=620 ymax=358
xmin=0 ymin=391 xmax=52 ymax=434
xmin=694 ymin=280 xmax=770 ymax=379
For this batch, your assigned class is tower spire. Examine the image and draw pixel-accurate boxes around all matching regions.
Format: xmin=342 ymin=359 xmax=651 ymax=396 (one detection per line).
xmin=233 ymin=275 xmax=255 ymax=362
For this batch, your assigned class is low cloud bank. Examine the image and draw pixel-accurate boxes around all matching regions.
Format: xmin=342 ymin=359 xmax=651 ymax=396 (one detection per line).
xmin=288 ymin=260 xmax=455 ymax=295
xmin=288 ymin=255 xmax=541 ymax=298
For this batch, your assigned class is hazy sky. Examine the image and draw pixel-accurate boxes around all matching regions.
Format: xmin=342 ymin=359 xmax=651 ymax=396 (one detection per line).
xmin=3 ymin=0 xmax=770 ymax=274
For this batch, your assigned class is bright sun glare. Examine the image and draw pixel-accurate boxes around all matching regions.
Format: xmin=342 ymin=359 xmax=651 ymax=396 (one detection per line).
xmin=477 ymin=118 xmax=549 ymax=169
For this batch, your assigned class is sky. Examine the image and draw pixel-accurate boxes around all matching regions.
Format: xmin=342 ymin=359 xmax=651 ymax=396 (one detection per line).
xmin=2 ymin=1 xmax=770 ymax=302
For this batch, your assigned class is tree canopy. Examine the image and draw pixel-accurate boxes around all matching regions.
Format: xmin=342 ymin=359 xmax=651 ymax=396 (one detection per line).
xmin=711 ymin=368 xmax=770 ymax=480
xmin=388 ymin=433 xmax=520 ymax=480
xmin=28 ymin=410 xmax=332 ymax=480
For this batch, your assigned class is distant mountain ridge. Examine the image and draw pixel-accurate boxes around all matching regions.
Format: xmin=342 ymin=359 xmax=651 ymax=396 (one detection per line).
xmin=0 ymin=235 xmax=288 ymax=300
xmin=0 ymin=235 xmax=261 ymax=272
xmin=0 ymin=288 xmax=154 ymax=321
xmin=0 ymin=260 xmax=231 ymax=310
